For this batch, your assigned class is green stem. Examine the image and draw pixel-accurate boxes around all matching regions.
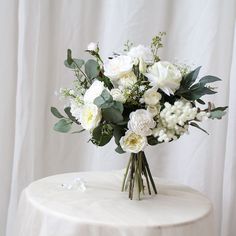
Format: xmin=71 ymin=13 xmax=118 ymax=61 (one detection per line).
xmin=122 ymin=154 xmax=132 ymax=191
xmin=142 ymin=152 xmax=157 ymax=194
xmin=142 ymin=156 xmax=151 ymax=195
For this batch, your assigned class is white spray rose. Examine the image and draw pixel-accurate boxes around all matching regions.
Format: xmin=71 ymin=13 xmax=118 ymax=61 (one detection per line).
xmin=147 ymin=105 xmax=160 ymax=117
xmin=139 ymin=57 xmax=147 ymax=74
xmin=120 ymin=130 xmax=147 ymax=153
xmin=145 ymin=61 xmax=182 ymax=95
xmin=110 ymin=88 xmax=126 ymax=103
xmin=118 ymin=71 xmax=137 ymax=89
xmin=104 ymin=55 xmax=133 ymax=80
xmin=128 ymin=45 xmax=153 ymax=64
xmin=83 ymin=80 xmax=105 ymax=104
xmin=80 ymin=104 xmax=101 ymax=130
xmin=128 ymin=109 xmax=156 ymax=136
xmin=87 ymin=42 xmax=98 ymax=52
xmin=143 ymin=88 xmax=162 ymax=105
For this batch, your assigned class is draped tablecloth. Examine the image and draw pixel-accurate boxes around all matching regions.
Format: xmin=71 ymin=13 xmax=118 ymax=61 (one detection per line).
xmin=14 ymin=170 xmax=214 ymax=236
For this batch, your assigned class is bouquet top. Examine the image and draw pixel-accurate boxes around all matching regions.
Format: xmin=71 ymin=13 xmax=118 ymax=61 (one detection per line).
xmin=51 ymin=33 xmax=227 ymax=154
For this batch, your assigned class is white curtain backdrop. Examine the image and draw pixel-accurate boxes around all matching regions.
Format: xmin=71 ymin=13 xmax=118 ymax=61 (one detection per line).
xmin=0 ymin=0 xmax=235 ymax=235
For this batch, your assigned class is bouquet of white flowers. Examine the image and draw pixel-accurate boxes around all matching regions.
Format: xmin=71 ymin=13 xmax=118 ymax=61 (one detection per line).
xmin=51 ymin=33 xmax=227 ymax=200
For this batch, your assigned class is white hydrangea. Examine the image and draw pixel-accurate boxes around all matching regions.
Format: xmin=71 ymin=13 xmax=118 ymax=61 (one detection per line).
xmin=160 ymin=100 xmax=197 ymax=129
xmin=152 ymin=100 xmax=197 ymax=142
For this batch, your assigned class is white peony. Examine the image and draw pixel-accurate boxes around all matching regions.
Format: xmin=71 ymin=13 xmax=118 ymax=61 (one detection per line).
xmin=87 ymin=42 xmax=98 ymax=52
xmin=120 ymin=130 xmax=147 ymax=153
xmin=104 ymin=55 xmax=133 ymax=80
xmin=143 ymin=88 xmax=162 ymax=105
xmin=128 ymin=109 xmax=156 ymax=136
xmin=80 ymin=104 xmax=102 ymax=130
xmin=83 ymin=80 xmax=105 ymax=104
xmin=110 ymin=88 xmax=126 ymax=103
xmin=145 ymin=61 xmax=182 ymax=95
xmin=118 ymin=71 xmax=137 ymax=89
xmin=127 ymin=45 xmax=153 ymax=64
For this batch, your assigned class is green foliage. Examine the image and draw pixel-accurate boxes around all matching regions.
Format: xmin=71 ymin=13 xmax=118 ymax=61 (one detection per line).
xmin=176 ymin=67 xmax=220 ymax=100
xmin=190 ymin=122 xmax=209 ymax=135
xmin=94 ymin=90 xmax=124 ymax=124
xmin=91 ymin=124 xmax=113 ymax=146
xmin=64 ymin=49 xmax=84 ymax=69
xmin=72 ymin=129 xmax=85 ymax=134
xmin=84 ymin=59 xmax=100 ymax=79
xmin=115 ymin=145 xmax=125 ymax=154
xmin=64 ymin=107 xmax=80 ymax=124
xmin=53 ymin=119 xmax=72 ymax=133
xmin=97 ymin=76 xmax=113 ymax=90
xmin=147 ymin=136 xmax=160 ymax=145
xmin=102 ymin=107 xmax=123 ymax=123
xmin=151 ymin=32 xmax=166 ymax=61
xmin=94 ymin=89 xmax=113 ymax=108
xmin=51 ymin=107 xmax=64 ymax=118
xmin=209 ymin=106 xmax=228 ymax=119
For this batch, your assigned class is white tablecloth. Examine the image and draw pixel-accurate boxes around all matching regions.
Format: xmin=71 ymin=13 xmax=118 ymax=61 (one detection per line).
xmin=14 ymin=170 xmax=214 ymax=236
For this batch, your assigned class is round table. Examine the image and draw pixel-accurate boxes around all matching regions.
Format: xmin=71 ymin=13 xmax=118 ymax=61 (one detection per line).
xmin=14 ymin=170 xmax=214 ymax=236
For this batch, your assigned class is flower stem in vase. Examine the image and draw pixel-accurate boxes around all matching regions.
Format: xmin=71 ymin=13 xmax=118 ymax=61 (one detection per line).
xmin=122 ymin=151 xmax=157 ymax=200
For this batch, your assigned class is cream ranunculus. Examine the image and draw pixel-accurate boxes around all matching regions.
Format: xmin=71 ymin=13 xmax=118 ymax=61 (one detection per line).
xmin=110 ymin=88 xmax=126 ymax=103
xmin=145 ymin=61 xmax=182 ymax=95
xmin=104 ymin=55 xmax=133 ymax=80
xmin=128 ymin=109 xmax=156 ymax=136
xmin=143 ymin=88 xmax=162 ymax=105
xmin=120 ymin=130 xmax=147 ymax=153
xmin=118 ymin=71 xmax=137 ymax=89
xmin=127 ymin=45 xmax=153 ymax=64
xmin=80 ymin=104 xmax=102 ymax=130
xmin=83 ymin=80 xmax=105 ymax=104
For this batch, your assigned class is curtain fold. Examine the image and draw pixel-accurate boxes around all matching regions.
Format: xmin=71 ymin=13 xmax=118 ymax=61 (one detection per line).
xmin=0 ymin=1 xmax=235 ymax=236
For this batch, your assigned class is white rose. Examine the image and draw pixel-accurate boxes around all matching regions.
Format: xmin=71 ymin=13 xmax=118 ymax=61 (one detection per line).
xmin=147 ymin=105 xmax=160 ymax=117
xmin=128 ymin=109 xmax=156 ymax=136
xmin=139 ymin=57 xmax=147 ymax=74
xmin=104 ymin=55 xmax=133 ymax=80
xmin=87 ymin=42 xmax=98 ymax=52
xmin=110 ymin=88 xmax=126 ymax=103
xmin=145 ymin=61 xmax=182 ymax=95
xmin=80 ymin=104 xmax=101 ymax=130
xmin=143 ymin=88 xmax=162 ymax=105
xmin=83 ymin=80 xmax=105 ymax=104
xmin=118 ymin=72 xmax=137 ymax=89
xmin=127 ymin=45 xmax=153 ymax=64
xmin=120 ymin=130 xmax=147 ymax=153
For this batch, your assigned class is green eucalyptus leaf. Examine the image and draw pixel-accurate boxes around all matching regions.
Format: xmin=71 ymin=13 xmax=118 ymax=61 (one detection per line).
xmin=112 ymin=125 xmax=126 ymax=145
xmin=53 ymin=119 xmax=72 ymax=133
xmin=94 ymin=89 xmax=113 ymax=107
xmin=102 ymin=107 xmax=123 ymax=123
xmin=196 ymin=99 xmax=205 ymax=105
xmin=115 ymin=145 xmax=125 ymax=154
xmin=91 ymin=124 xmax=113 ymax=146
xmin=190 ymin=122 xmax=209 ymax=135
xmin=85 ymin=59 xmax=100 ymax=79
xmin=51 ymin=107 xmax=64 ymax=118
xmin=112 ymin=101 xmax=124 ymax=113
xmin=72 ymin=129 xmax=85 ymax=134
xmin=181 ymin=66 xmax=201 ymax=88
xmin=147 ymin=136 xmax=160 ymax=145
xmin=64 ymin=107 xmax=80 ymax=124
xmin=209 ymin=106 xmax=228 ymax=119
xmin=64 ymin=59 xmax=84 ymax=69
xmin=199 ymin=75 xmax=221 ymax=86
xmin=182 ymin=85 xmax=216 ymax=100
